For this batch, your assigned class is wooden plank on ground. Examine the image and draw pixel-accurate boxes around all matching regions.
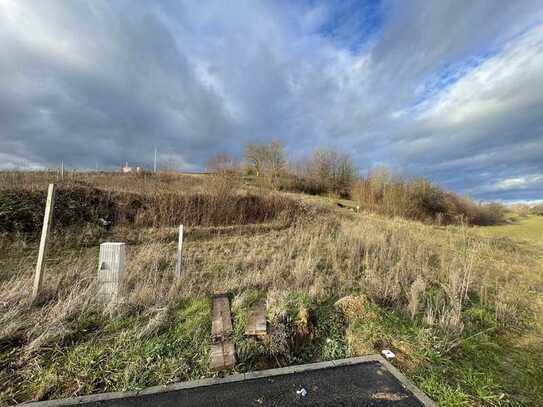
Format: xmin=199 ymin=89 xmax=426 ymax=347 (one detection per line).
xmin=245 ymin=301 xmax=267 ymax=336
xmin=211 ymin=295 xmax=232 ymax=341
xmin=210 ymin=341 xmax=236 ymax=370
xmin=209 ymin=343 xmax=224 ymax=370
xmin=222 ymin=341 xmax=236 ymax=368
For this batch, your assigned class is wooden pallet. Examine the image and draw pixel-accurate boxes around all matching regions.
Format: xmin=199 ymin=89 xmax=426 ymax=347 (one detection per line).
xmin=245 ymin=301 xmax=267 ymax=337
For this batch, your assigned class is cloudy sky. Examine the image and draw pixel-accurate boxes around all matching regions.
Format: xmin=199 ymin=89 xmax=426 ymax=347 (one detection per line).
xmin=1 ymin=1 xmax=542 ymax=202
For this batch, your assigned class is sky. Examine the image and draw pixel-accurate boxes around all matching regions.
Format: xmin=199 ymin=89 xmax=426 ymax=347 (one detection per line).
xmin=0 ymin=0 xmax=542 ymax=202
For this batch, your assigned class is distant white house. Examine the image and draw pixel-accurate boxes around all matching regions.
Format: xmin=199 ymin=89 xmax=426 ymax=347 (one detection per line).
xmin=121 ymin=162 xmax=132 ymax=173
xmin=121 ymin=162 xmax=141 ymax=173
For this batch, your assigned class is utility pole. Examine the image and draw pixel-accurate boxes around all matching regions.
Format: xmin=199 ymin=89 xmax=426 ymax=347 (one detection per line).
xmin=60 ymin=161 xmax=64 ymax=181
xmin=154 ymin=148 xmax=158 ymax=173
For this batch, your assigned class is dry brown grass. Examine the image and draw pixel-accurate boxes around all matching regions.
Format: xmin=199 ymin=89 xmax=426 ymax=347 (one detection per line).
xmin=352 ymin=175 xmax=507 ymax=226
xmin=0 ymin=170 xmax=207 ymax=194
xmin=1 ymin=210 xmax=532 ymax=353
xmin=0 ymin=172 xmax=308 ymax=237
xmin=1 ymin=171 xmax=541 ymax=405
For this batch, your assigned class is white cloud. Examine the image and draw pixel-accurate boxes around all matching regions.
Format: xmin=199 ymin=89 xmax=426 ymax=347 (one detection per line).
xmin=419 ymin=28 xmax=543 ymax=126
xmin=494 ymin=174 xmax=543 ymax=191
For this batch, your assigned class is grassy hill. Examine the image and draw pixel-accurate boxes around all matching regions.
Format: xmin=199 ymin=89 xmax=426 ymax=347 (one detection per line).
xmin=478 ymin=215 xmax=543 ymax=252
xmin=0 ymin=171 xmax=542 ymax=406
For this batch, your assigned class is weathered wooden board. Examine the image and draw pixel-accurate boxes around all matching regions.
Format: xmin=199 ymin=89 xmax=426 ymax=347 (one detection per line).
xmin=210 ymin=341 xmax=236 ymax=370
xmin=222 ymin=341 xmax=236 ymax=368
xmin=209 ymin=343 xmax=224 ymax=370
xmin=211 ymin=295 xmax=232 ymax=341
xmin=245 ymin=301 xmax=267 ymax=336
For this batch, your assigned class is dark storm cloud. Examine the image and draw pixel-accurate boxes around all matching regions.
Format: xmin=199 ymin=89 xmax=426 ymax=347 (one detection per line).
xmin=0 ymin=0 xmax=542 ymax=201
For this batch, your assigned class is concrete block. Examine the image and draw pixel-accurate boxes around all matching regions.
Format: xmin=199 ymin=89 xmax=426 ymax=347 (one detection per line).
xmin=97 ymin=242 xmax=126 ymax=304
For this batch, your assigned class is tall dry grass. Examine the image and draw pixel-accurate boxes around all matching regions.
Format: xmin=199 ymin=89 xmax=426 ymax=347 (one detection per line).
xmin=136 ymin=177 xmax=304 ymax=228
xmin=352 ymin=174 xmax=507 ymax=226
xmin=1 ymin=204 xmax=538 ymax=404
xmin=0 ymin=170 xmax=205 ymax=194
xmin=1 ymin=211 xmax=528 ymax=354
xmin=0 ymin=173 xmax=306 ymax=237
xmin=1 ymin=171 xmax=538 ymax=404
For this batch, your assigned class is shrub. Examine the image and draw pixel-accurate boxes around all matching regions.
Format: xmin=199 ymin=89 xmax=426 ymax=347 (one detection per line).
xmin=0 ymin=179 xmax=305 ymax=237
xmin=410 ymin=178 xmax=448 ymax=221
xmin=352 ymin=171 xmax=506 ymax=226
xmin=0 ymin=186 xmax=118 ymax=236
xmin=287 ymin=148 xmax=356 ymax=198
xmin=288 ymin=174 xmax=328 ymax=196
xmin=473 ymin=202 xmax=507 ymax=225
xmin=510 ymin=204 xmax=531 ymax=217
xmin=530 ymin=204 xmax=543 ymax=216
xmin=136 ymin=190 xmax=303 ymax=227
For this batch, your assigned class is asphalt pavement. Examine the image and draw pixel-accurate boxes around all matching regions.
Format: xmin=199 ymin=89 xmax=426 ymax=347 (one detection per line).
xmin=60 ymin=361 xmax=426 ymax=407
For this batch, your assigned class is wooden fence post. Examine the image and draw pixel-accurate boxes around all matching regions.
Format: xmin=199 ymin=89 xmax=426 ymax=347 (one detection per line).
xmin=31 ymin=184 xmax=55 ymax=302
xmin=175 ymin=225 xmax=184 ymax=278
xmin=97 ymin=242 xmax=126 ymax=304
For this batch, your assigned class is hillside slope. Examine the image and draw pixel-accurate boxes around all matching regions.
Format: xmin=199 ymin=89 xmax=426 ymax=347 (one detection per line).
xmin=0 ymin=173 xmax=541 ymax=406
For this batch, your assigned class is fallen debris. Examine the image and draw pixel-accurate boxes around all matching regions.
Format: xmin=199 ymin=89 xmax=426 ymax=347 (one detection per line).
xmin=381 ymin=349 xmax=396 ymax=360
xmin=296 ymin=387 xmax=308 ymax=397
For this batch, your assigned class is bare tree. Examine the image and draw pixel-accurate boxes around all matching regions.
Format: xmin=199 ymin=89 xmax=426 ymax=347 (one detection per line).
xmin=265 ymin=140 xmax=286 ymax=180
xmin=335 ymin=152 xmax=356 ymax=195
xmin=244 ymin=144 xmax=267 ymax=176
xmin=206 ymin=153 xmax=237 ymax=174
xmin=308 ymin=148 xmax=355 ymax=196
xmin=244 ymin=141 xmax=286 ymax=179
xmin=369 ymin=167 xmax=392 ymax=194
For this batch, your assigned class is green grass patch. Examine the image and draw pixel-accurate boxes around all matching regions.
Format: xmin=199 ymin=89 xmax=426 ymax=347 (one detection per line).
xmin=14 ymin=298 xmax=211 ymax=402
xmin=345 ymin=301 xmax=543 ymax=406
xmin=478 ymin=215 xmax=543 ymax=252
